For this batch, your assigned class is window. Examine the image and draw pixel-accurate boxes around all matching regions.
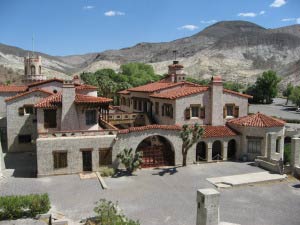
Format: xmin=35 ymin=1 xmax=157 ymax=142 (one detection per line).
xmin=191 ymin=105 xmax=200 ymax=118
xmin=126 ymin=98 xmax=130 ymax=106
xmin=226 ymin=104 xmax=234 ymax=117
xmin=44 ymin=109 xmax=57 ymax=128
xmin=247 ymin=138 xmax=262 ymax=154
xmin=31 ymin=65 xmax=36 ymax=75
xmin=138 ymin=101 xmax=142 ymax=111
xmin=39 ymin=65 xmax=41 ymax=74
xmin=86 ymin=110 xmax=97 ymax=125
xmin=53 ymin=151 xmax=68 ymax=169
xmin=18 ymin=107 xmax=24 ymax=116
xmin=18 ymin=135 xmax=31 ymax=144
xmin=24 ymin=105 xmax=34 ymax=115
xmin=133 ymin=100 xmax=137 ymax=110
xmin=99 ymin=148 xmax=112 ymax=166
xmin=234 ymin=106 xmax=239 ymax=117
xmin=155 ymin=102 xmax=159 ymax=114
xmin=164 ymin=104 xmax=173 ymax=118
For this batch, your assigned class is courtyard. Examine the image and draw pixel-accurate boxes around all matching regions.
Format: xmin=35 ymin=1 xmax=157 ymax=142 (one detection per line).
xmin=1 ymin=160 xmax=300 ymax=225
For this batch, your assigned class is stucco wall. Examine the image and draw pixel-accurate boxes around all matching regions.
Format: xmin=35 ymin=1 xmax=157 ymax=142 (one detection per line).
xmin=227 ymin=123 xmax=284 ymax=160
xmin=223 ymin=92 xmax=248 ymax=123
xmin=150 ymin=98 xmax=176 ymax=125
xmin=76 ymin=89 xmax=97 ymax=96
xmin=28 ymin=81 xmax=63 ymax=93
xmin=37 ymin=135 xmax=116 ymax=176
xmin=6 ymin=92 xmax=51 ymax=152
xmin=0 ymin=93 xmax=19 ymax=118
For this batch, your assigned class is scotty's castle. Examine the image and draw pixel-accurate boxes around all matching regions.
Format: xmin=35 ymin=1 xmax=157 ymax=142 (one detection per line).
xmin=0 ymin=55 xmax=300 ymax=177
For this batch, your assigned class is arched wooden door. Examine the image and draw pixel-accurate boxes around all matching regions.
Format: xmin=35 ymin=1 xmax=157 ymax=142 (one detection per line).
xmin=196 ymin=142 xmax=206 ymax=161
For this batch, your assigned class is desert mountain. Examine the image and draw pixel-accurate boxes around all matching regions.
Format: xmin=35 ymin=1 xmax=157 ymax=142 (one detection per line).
xmin=1 ymin=21 xmax=300 ymax=85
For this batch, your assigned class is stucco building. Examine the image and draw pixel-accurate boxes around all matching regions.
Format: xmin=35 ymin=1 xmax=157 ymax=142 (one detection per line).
xmin=0 ymin=57 xmax=296 ymax=176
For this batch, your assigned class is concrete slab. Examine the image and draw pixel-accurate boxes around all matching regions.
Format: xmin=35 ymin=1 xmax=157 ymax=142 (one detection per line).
xmin=220 ymin=222 xmax=240 ymax=225
xmin=207 ymin=172 xmax=287 ymax=188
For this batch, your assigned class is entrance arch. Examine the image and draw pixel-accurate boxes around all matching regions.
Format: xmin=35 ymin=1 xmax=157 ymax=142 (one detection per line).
xmin=196 ymin=142 xmax=206 ymax=161
xmin=136 ymin=135 xmax=175 ymax=168
xmin=212 ymin=140 xmax=222 ymax=160
xmin=227 ymin=139 xmax=236 ymax=160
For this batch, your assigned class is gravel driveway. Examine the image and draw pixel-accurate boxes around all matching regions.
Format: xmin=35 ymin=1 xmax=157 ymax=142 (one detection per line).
xmin=1 ymin=162 xmax=300 ymax=225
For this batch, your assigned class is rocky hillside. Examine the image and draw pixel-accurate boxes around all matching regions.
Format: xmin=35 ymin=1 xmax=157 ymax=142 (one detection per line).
xmin=0 ymin=21 xmax=300 ymax=85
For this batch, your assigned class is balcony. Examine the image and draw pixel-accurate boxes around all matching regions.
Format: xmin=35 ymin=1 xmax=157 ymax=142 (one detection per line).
xmin=38 ymin=129 xmax=118 ymax=138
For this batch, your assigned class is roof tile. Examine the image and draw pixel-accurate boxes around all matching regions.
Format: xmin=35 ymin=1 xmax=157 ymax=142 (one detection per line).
xmin=0 ymin=85 xmax=28 ymax=93
xmin=150 ymin=86 xmax=209 ymax=99
xmin=5 ymin=89 xmax=53 ymax=102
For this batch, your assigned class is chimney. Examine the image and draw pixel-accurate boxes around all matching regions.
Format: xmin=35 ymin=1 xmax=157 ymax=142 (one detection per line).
xmin=61 ymin=80 xmax=79 ymax=130
xmin=210 ymin=76 xmax=224 ymax=126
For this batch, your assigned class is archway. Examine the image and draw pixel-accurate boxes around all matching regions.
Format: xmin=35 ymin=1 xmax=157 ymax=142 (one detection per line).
xmin=212 ymin=140 xmax=222 ymax=160
xmin=136 ymin=135 xmax=175 ymax=168
xmin=196 ymin=141 xmax=206 ymax=161
xmin=227 ymin=139 xmax=236 ymax=160
xmin=284 ymin=136 xmax=292 ymax=165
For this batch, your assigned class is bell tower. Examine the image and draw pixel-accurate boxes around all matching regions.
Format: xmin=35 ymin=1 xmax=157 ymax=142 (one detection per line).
xmin=23 ymin=55 xmax=46 ymax=84
xmin=165 ymin=51 xmax=186 ymax=83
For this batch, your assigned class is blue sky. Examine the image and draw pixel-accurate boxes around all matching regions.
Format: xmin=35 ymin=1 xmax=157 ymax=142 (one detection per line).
xmin=0 ymin=0 xmax=299 ymax=56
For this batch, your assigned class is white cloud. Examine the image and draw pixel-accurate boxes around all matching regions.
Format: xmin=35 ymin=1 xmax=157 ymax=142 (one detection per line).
xmin=270 ymin=0 xmax=287 ymax=8
xmin=178 ymin=25 xmax=199 ymax=31
xmin=104 ymin=10 xmax=125 ymax=16
xmin=281 ymin=18 xmax=296 ymax=22
xmin=238 ymin=12 xmax=257 ymax=17
xmin=83 ymin=5 xmax=95 ymax=10
xmin=297 ymin=18 xmax=300 ymax=24
xmin=200 ymin=20 xmax=217 ymax=24
xmin=259 ymin=11 xmax=266 ymax=15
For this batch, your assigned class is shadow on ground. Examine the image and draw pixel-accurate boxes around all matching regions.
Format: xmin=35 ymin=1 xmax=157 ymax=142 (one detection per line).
xmin=152 ymin=166 xmax=181 ymax=176
xmin=4 ymin=152 xmax=37 ymax=178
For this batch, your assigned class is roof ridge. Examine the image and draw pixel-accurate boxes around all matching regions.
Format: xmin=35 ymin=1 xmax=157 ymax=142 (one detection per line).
xmin=5 ymin=88 xmax=53 ymax=102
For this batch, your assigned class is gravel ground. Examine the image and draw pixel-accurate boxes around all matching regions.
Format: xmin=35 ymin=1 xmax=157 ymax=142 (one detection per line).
xmin=249 ymin=98 xmax=300 ymax=120
xmin=1 ymin=162 xmax=300 ymax=225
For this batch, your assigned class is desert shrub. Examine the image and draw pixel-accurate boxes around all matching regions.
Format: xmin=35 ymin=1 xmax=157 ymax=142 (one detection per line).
xmin=116 ymin=148 xmax=143 ymax=174
xmin=0 ymin=194 xmax=50 ymax=220
xmin=85 ymin=199 xmax=140 ymax=225
xmin=100 ymin=167 xmax=115 ymax=177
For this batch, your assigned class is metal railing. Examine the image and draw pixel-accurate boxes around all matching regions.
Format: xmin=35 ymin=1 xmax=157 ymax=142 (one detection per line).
xmin=38 ymin=129 xmax=118 ymax=138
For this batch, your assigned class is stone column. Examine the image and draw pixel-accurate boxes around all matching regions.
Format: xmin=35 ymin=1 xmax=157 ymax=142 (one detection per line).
xmin=267 ymin=132 xmax=278 ymax=161
xmin=197 ymin=189 xmax=220 ymax=225
xmin=291 ymin=137 xmax=300 ymax=168
xmin=207 ymin=142 xmax=212 ymax=162
xmin=222 ymin=141 xmax=228 ymax=161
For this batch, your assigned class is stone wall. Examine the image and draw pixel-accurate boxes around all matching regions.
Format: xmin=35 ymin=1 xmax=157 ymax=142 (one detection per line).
xmin=6 ymin=91 xmax=51 ymax=152
xmin=36 ymin=135 xmax=116 ymax=176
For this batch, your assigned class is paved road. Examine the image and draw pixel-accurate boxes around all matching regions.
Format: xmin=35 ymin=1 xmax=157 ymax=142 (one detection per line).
xmin=1 ymin=162 xmax=300 ymax=225
xmin=249 ymin=98 xmax=300 ymax=120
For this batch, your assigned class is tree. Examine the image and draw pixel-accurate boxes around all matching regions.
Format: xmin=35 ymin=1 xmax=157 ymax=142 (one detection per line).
xmin=180 ymin=123 xmax=204 ymax=167
xmin=283 ymin=83 xmax=294 ymax=105
xmin=290 ymin=86 xmax=300 ymax=107
xmin=223 ymin=81 xmax=244 ymax=92
xmin=116 ymin=148 xmax=143 ymax=174
xmin=245 ymin=70 xmax=281 ymax=104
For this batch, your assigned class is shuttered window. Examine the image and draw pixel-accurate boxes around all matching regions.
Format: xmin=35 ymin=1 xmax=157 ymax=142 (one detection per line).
xmin=234 ymin=106 xmax=239 ymax=117
xmin=200 ymin=107 xmax=205 ymax=119
xmin=53 ymin=151 xmax=68 ymax=169
xmin=86 ymin=110 xmax=97 ymax=125
xmin=99 ymin=148 xmax=112 ymax=166
xmin=18 ymin=107 xmax=24 ymax=116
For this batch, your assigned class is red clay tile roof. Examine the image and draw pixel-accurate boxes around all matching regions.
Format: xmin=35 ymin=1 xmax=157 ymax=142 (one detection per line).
xmin=35 ymin=93 xmax=62 ymax=109
xmin=118 ymin=124 xmax=237 ymax=138
xmin=223 ymin=89 xmax=253 ymax=99
xmin=75 ymin=84 xmax=98 ymax=91
xmin=0 ymin=85 xmax=28 ymax=93
xmin=127 ymin=81 xmax=187 ymax=93
xmin=150 ymin=86 xmax=209 ymax=99
xmin=202 ymin=126 xmax=237 ymax=138
xmin=5 ymin=89 xmax=53 ymax=102
xmin=35 ymin=93 xmax=112 ymax=108
xmin=118 ymin=125 xmax=181 ymax=134
xmin=27 ymin=78 xmax=64 ymax=87
xmin=75 ymin=94 xmax=112 ymax=104
xmin=227 ymin=112 xmax=285 ymax=127
xmin=118 ymin=90 xmax=130 ymax=95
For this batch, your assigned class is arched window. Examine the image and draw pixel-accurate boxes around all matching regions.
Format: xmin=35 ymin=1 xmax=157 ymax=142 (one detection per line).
xmin=31 ymin=65 xmax=36 ymax=75
xmin=39 ymin=66 xmax=42 ymax=74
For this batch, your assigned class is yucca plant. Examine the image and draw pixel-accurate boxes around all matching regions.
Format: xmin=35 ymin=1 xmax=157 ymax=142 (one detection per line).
xmin=117 ymin=148 xmax=143 ymax=174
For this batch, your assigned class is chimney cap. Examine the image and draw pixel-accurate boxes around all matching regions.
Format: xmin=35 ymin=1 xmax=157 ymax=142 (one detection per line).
xmin=211 ymin=75 xmax=222 ymax=83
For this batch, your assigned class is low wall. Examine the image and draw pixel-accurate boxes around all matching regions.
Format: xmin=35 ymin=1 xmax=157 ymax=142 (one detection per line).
xmin=37 ymin=135 xmax=116 ymax=176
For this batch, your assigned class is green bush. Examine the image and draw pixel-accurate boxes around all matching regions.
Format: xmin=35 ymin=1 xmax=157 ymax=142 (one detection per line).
xmin=85 ymin=199 xmax=140 ymax=225
xmin=0 ymin=194 xmax=50 ymax=220
xmin=100 ymin=167 xmax=115 ymax=177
